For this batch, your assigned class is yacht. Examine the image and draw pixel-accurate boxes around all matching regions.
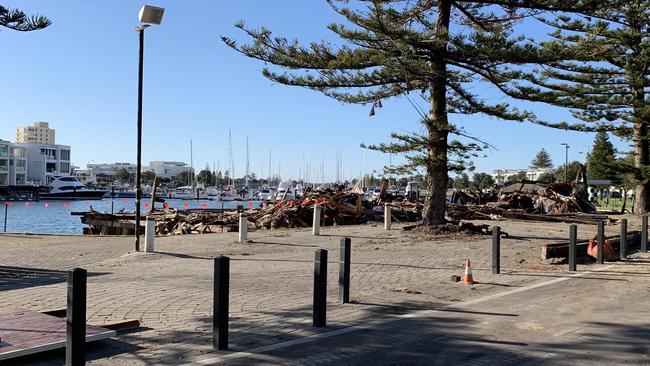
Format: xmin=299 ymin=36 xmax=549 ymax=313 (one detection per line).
xmin=40 ymin=176 xmax=107 ymax=200
xmin=169 ymin=186 xmax=197 ymax=200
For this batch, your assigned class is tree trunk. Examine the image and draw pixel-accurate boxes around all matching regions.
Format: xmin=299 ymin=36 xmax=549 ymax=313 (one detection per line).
xmin=630 ymin=18 xmax=649 ymax=214
xmin=422 ymin=0 xmax=452 ymax=226
xmin=632 ymin=104 xmax=649 ymax=214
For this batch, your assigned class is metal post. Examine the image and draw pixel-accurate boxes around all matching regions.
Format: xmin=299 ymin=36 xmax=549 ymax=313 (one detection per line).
xmin=144 ymin=217 xmax=155 ymax=253
xmin=568 ymin=224 xmax=577 ymax=271
xmin=238 ymin=213 xmax=247 ymax=242
xmin=66 ymin=268 xmax=87 ymax=366
xmin=597 ymin=220 xmax=604 ymax=264
xmin=620 ymin=218 xmax=627 ymax=260
xmin=213 ymin=256 xmax=229 ymax=350
xmin=312 ymin=204 xmax=321 ymax=236
xmin=3 ymin=203 xmax=7 ymax=233
xmin=384 ymin=204 xmax=391 ymax=230
xmin=111 ymin=186 xmax=115 ymax=215
xmin=313 ymin=249 xmax=327 ymax=327
xmin=492 ymin=226 xmax=500 ymax=274
xmin=339 ymin=238 xmax=351 ymax=304
xmin=135 ymin=27 xmax=145 ymax=252
xmin=642 ymin=215 xmax=648 ymax=252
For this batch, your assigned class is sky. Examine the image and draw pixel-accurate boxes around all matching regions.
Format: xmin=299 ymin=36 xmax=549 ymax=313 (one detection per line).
xmin=0 ymin=1 xmax=631 ymax=182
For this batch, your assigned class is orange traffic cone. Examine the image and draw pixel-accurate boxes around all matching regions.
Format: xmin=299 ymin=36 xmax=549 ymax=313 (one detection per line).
xmin=462 ymin=259 xmax=475 ymax=284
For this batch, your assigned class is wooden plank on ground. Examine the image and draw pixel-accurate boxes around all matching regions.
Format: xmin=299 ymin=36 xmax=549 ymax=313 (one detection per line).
xmin=0 ymin=307 xmax=116 ymax=361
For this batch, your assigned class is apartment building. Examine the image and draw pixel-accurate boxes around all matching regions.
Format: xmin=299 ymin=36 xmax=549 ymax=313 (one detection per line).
xmin=0 ymin=139 xmax=28 ymax=185
xmin=17 ymin=143 xmax=71 ymax=185
xmin=16 ymin=121 xmax=56 ymax=144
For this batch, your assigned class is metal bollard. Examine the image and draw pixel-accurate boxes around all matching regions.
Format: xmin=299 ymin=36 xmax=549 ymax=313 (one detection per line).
xmin=642 ymin=216 xmax=648 ymax=252
xmin=620 ymin=218 xmax=627 ymax=260
xmin=238 ymin=213 xmax=247 ymax=242
xmin=213 ymin=256 xmax=229 ymax=350
xmin=3 ymin=203 xmax=7 ymax=233
xmin=597 ymin=220 xmax=604 ymax=264
xmin=313 ymin=249 xmax=327 ymax=327
xmin=66 ymin=268 xmax=87 ymax=366
xmin=339 ymin=238 xmax=351 ymax=304
xmin=492 ymin=226 xmax=500 ymax=274
xmin=568 ymin=224 xmax=577 ymax=271
xmin=384 ymin=204 xmax=391 ymax=230
xmin=144 ymin=217 xmax=155 ymax=253
xmin=312 ymin=205 xmax=321 ymax=236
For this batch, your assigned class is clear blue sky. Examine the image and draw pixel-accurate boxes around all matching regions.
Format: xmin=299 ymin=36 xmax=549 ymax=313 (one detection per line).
xmin=0 ymin=1 xmax=630 ymax=181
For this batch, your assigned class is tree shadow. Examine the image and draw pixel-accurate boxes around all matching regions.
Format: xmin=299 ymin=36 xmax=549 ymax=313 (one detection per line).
xmin=0 ymin=266 xmax=108 ymax=291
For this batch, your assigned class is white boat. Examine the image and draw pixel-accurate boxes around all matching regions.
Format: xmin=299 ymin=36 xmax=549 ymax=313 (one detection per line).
xmin=255 ymin=186 xmax=274 ymax=200
xmin=40 ymin=176 xmax=107 ymax=200
xmin=274 ymin=181 xmax=295 ymax=200
xmin=170 ymin=186 xmax=196 ymax=199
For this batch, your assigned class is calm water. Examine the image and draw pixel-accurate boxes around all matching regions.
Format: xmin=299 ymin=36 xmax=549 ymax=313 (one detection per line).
xmin=1 ymin=198 xmax=262 ymax=235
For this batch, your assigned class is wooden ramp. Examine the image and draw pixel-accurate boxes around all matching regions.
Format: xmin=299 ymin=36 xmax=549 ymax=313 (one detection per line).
xmin=0 ymin=307 xmax=116 ymax=361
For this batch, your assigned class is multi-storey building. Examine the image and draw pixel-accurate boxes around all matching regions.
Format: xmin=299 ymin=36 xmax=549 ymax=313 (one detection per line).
xmin=149 ymin=161 xmax=192 ymax=179
xmin=16 ymin=121 xmax=56 ymax=144
xmin=17 ymin=143 xmax=71 ymax=185
xmin=0 ymin=139 xmax=28 ymax=185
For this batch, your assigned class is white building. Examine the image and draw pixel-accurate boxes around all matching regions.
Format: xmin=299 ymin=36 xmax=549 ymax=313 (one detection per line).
xmin=17 ymin=143 xmax=71 ymax=185
xmin=0 ymin=139 xmax=27 ymax=186
xmin=491 ymin=167 xmax=553 ymax=184
xmin=149 ymin=161 xmax=192 ymax=179
xmin=16 ymin=121 xmax=56 ymax=144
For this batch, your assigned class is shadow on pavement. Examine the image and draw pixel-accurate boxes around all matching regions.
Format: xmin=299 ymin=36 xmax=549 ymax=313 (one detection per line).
xmin=0 ymin=266 xmax=107 ymax=291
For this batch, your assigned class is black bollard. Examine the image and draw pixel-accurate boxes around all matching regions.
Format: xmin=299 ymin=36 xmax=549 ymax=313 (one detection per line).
xmin=3 ymin=203 xmax=7 ymax=233
xmin=568 ymin=224 xmax=577 ymax=271
xmin=597 ymin=221 xmax=605 ymax=264
xmin=339 ymin=238 xmax=351 ymax=304
xmin=66 ymin=268 xmax=87 ymax=366
xmin=620 ymin=218 xmax=627 ymax=260
xmin=213 ymin=256 xmax=230 ymax=350
xmin=313 ymin=249 xmax=327 ymax=327
xmin=642 ymin=216 xmax=648 ymax=252
xmin=492 ymin=226 xmax=501 ymax=274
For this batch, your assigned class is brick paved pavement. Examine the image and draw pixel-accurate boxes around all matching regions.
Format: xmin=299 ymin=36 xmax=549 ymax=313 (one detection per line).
xmin=0 ymin=219 xmax=633 ymax=365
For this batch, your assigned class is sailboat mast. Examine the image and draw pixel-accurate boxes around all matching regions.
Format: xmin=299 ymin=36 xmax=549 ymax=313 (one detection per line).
xmin=245 ymin=136 xmax=250 ymax=187
xmin=190 ymin=139 xmax=194 ymax=188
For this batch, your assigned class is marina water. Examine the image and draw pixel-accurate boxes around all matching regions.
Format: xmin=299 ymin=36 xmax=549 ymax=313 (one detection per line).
xmin=2 ymin=198 xmax=262 ymax=235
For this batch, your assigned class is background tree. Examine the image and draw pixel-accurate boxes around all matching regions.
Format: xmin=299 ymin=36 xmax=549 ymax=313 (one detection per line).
xmin=536 ymin=172 xmax=555 ymax=184
xmin=554 ymin=161 xmax=583 ymax=183
xmin=172 ymin=171 xmax=192 ymax=188
xmin=141 ymin=171 xmax=156 ymax=186
xmin=472 ymin=173 xmax=495 ymax=191
xmin=222 ymin=1 xmax=599 ymax=226
xmin=197 ymin=169 xmax=213 ymax=185
xmin=113 ymin=168 xmax=133 ymax=184
xmin=531 ymin=148 xmax=553 ymax=169
xmin=514 ymin=2 xmax=650 ymax=212
xmin=506 ymin=171 xmax=528 ymax=183
xmin=452 ymin=173 xmax=469 ymax=190
xmin=0 ymin=5 xmax=50 ymax=31
xmin=588 ymin=132 xmax=618 ymax=180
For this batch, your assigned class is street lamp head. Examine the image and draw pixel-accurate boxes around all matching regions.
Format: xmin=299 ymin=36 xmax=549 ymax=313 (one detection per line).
xmin=139 ymin=5 xmax=165 ymax=25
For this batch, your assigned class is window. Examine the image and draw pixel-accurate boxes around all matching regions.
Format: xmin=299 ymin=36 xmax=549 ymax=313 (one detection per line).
xmin=0 ymin=146 xmax=8 ymax=157
xmin=46 ymin=162 xmax=57 ymax=173
xmin=60 ymin=149 xmax=70 ymax=161
xmin=0 ymin=159 xmax=8 ymax=171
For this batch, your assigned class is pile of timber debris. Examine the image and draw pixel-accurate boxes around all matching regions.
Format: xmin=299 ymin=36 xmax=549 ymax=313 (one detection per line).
xmin=76 ymin=189 xmax=427 ymax=235
xmin=446 ymin=182 xmax=612 ymax=225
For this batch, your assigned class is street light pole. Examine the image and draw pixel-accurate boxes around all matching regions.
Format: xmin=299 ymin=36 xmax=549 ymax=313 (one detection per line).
xmin=561 ymin=143 xmax=569 ymax=184
xmin=134 ymin=5 xmax=164 ymax=252
xmin=135 ymin=25 xmax=147 ymax=252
